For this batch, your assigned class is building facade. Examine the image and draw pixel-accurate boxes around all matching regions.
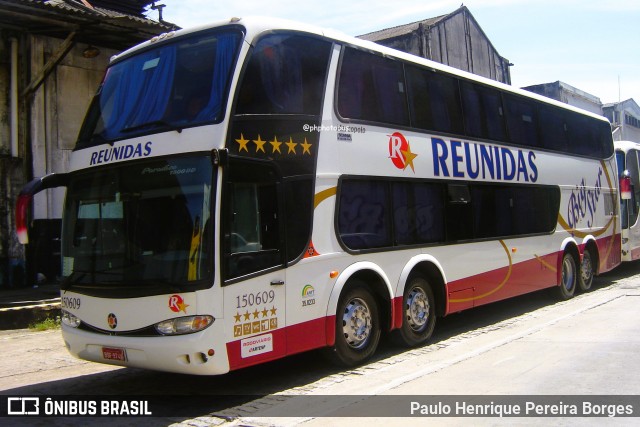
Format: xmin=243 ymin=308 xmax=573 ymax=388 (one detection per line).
xmin=522 ymin=81 xmax=603 ymax=116
xmin=358 ymin=6 xmax=512 ymax=85
xmin=0 ymin=0 xmax=175 ymax=287
xmin=603 ymin=99 xmax=640 ymax=143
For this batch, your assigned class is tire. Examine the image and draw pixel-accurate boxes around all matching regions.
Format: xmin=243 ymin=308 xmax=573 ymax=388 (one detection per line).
xmin=554 ymin=252 xmax=577 ymax=300
xmin=324 ymin=284 xmax=381 ymax=367
xmin=578 ymin=248 xmax=595 ymax=292
xmin=392 ymin=277 xmax=436 ymax=347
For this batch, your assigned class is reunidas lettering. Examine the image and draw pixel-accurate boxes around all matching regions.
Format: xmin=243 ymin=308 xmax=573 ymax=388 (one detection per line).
xmin=431 ymin=137 xmax=538 ymax=183
xmin=89 ymin=141 xmax=153 ymax=166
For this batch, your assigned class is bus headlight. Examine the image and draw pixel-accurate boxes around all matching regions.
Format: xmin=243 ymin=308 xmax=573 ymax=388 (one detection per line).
xmin=61 ymin=310 xmax=81 ymax=328
xmin=154 ymin=315 xmax=214 ymax=335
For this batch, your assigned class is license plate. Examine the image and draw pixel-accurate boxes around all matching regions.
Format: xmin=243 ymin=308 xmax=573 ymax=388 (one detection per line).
xmin=102 ymin=346 xmax=127 ymax=362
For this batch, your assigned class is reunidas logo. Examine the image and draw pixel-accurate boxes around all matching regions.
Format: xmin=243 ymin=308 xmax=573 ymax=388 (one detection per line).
xmin=388 ymin=132 xmax=418 ymax=172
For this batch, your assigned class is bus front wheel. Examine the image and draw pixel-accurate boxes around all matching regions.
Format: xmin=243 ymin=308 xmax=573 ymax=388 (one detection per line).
xmin=325 ymin=284 xmax=381 ymax=367
xmin=392 ymin=277 xmax=436 ymax=347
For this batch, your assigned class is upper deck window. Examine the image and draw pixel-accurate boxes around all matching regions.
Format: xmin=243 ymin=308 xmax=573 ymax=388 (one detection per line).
xmin=334 ymin=45 xmax=612 ymax=159
xmin=77 ymin=29 xmax=242 ymax=147
xmin=337 ymin=47 xmax=409 ymax=126
xmin=235 ymin=33 xmax=332 ymax=115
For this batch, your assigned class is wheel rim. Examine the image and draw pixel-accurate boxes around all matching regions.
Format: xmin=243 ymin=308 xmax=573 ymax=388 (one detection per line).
xmin=562 ymin=256 xmax=576 ymax=291
xmin=342 ymin=297 xmax=372 ymax=349
xmin=405 ymin=287 xmax=429 ymax=332
xmin=581 ymin=251 xmax=593 ymax=286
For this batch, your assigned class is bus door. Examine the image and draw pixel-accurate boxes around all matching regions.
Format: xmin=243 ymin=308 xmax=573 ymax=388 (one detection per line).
xmin=221 ymin=158 xmax=287 ymax=369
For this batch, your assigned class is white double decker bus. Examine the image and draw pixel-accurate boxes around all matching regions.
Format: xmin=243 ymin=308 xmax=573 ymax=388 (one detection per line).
xmin=615 ymin=140 xmax=640 ymax=261
xmin=17 ymin=17 xmax=619 ymax=374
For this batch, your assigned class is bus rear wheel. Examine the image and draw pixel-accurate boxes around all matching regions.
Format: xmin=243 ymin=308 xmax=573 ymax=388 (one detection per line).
xmin=554 ymin=252 xmax=577 ymax=300
xmin=324 ymin=284 xmax=380 ymax=367
xmin=393 ymin=277 xmax=436 ymax=347
xmin=578 ymin=248 xmax=595 ymax=292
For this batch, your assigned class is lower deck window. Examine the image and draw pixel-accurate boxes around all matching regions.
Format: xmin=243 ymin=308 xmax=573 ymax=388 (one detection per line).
xmin=337 ymin=178 xmax=560 ymax=250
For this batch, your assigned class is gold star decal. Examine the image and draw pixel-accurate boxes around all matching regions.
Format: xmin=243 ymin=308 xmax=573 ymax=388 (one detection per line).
xmin=270 ymin=136 xmax=282 ymax=154
xmin=301 ymin=138 xmax=312 ymax=155
xmin=252 ymin=309 xmax=260 ymax=319
xmin=262 ymin=307 xmax=269 ymax=318
xmin=177 ymin=301 xmax=190 ymax=313
xmin=285 ymin=137 xmax=297 ymax=154
xmin=234 ymin=312 xmax=242 ymax=323
xmin=235 ymin=134 xmax=249 ymax=152
xmin=253 ymin=135 xmax=266 ymax=153
xmin=270 ymin=306 xmax=278 ymax=316
xmin=401 ymin=143 xmax=418 ymax=172
xmin=243 ymin=311 xmax=251 ymax=321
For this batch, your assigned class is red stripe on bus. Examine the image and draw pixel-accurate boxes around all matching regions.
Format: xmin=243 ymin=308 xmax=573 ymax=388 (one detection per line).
xmin=227 ymin=233 xmax=620 ymax=370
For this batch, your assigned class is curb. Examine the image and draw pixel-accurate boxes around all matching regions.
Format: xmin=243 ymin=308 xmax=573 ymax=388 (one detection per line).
xmin=0 ymin=301 xmax=61 ymax=330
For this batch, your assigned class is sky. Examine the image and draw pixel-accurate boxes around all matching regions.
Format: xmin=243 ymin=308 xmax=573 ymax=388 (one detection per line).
xmin=147 ymin=0 xmax=640 ymax=105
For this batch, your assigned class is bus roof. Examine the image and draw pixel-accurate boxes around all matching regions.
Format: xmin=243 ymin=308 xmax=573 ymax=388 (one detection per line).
xmin=111 ymin=16 xmax=611 ymax=125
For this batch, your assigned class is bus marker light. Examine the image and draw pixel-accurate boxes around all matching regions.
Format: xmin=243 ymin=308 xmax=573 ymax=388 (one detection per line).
xmin=621 ymin=173 xmax=632 ymax=200
xmin=208 ymin=349 xmax=215 ymax=357
xmin=329 ymin=271 xmax=339 ymax=279
xmin=512 ymin=247 xmax=517 ymax=253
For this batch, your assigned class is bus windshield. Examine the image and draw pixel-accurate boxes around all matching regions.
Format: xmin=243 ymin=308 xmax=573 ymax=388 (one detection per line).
xmin=61 ymin=155 xmax=214 ymax=297
xmin=77 ymin=29 xmax=242 ymax=146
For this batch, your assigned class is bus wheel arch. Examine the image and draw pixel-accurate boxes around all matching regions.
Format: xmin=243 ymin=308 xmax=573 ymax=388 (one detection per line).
xmin=396 ymin=257 xmax=446 ymax=320
xmin=392 ymin=261 xmax=446 ymax=348
xmin=324 ymin=269 xmax=390 ymax=367
xmin=325 ymin=263 xmax=393 ymax=330
xmin=404 ymin=261 xmax=447 ymax=318
xmin=345 ymin=269 xmax=393 ymax=332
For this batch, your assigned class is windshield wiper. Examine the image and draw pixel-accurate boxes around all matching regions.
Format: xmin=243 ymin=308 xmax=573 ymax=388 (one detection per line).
xmin=122 ymin=120 xmax=183 ymax=134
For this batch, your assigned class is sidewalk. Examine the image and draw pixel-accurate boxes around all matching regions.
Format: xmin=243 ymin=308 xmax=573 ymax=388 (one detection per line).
xmin=207 ymin=273 xmax=640 ymax=427
xmin=0 ymin=283 xmax=60 ymax=329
